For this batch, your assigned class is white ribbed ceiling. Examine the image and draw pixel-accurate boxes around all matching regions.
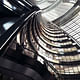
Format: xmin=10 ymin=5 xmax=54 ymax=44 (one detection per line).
xmin=35 ymin=0 xmax=77 ymax=21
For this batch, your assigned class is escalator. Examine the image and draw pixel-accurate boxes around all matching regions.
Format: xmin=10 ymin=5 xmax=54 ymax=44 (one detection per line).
xmin=0 ymin=0 xmax=54 ymax=80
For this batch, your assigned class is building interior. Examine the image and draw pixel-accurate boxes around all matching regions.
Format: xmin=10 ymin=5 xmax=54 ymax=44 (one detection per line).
xmin=0 ymin=0 xmax=80 ymax=80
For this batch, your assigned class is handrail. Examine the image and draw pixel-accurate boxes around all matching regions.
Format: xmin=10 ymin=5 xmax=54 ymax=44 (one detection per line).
xmin=42 ymin=0 xmax=61 ymax=13
xmin=0 ymin=0 xmax=35 ymax=16
xmin=36 ymin=0 xmax=61 ymax=12
xmin=0 ymin=9 xmax=41 ymax=55
xmin=35 ymin=0 xmax=46 ymax=4
xmin=0 ymin=1 xmax=20 ymax=16
xmin=18 ymin=0 xmax=32 ymax=7
xmin=8 ymin=0 xmax=32 ymax=11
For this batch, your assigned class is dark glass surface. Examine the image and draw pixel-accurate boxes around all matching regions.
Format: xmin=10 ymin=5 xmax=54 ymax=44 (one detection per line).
xmin=0 ymin=17 xmax=18 ymax=37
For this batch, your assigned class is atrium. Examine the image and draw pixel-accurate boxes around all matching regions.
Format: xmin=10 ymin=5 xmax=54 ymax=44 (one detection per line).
xmin=0 ymin=0 xmax=80 ymax=80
